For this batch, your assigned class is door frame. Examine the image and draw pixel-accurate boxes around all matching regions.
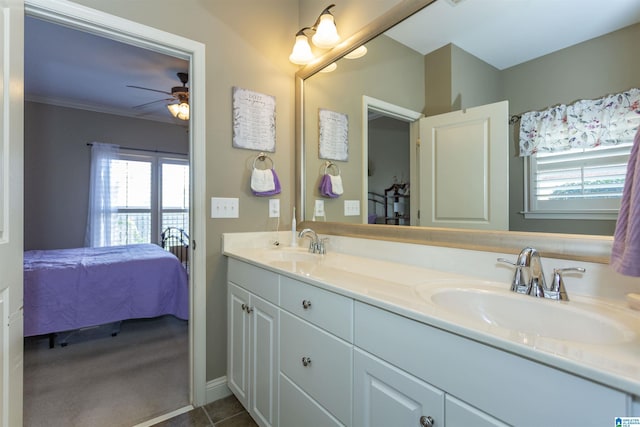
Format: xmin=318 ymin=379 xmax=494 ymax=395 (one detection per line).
xmin=362 ymin=96 xmax=422 ymax=225
xmin=24 ymin=0 xmax=207 ymax=408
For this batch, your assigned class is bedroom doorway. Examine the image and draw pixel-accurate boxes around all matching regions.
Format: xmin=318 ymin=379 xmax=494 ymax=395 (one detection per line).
xmin=23 ymin=0 xmax=207 ymax=424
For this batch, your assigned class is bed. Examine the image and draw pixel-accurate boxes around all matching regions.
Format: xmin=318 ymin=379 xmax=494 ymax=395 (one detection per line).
xmin=23 ymin=243 xmax=189 ymax=340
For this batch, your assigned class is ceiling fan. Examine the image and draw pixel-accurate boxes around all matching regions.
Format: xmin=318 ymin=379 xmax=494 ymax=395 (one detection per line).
xmin=128 ymin=72 xmax=189 ymax=120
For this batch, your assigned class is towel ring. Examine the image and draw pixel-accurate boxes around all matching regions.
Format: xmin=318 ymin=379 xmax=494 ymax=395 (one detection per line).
xmin=323 ymin=161 xmax=340 ymax=176
xmin=253 ymin=152 xmax=275 ymax=170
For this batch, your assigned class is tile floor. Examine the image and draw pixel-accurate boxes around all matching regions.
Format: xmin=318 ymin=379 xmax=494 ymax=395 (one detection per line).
xmin=152 ymin=395 xmax=257 ymax=427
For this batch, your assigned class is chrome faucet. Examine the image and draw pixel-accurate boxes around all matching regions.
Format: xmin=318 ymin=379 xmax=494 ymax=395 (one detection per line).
xmin=498 ymin=247 xmax=585 ymax=301
xmin=298 ymin=228 xmax=327 ymax=254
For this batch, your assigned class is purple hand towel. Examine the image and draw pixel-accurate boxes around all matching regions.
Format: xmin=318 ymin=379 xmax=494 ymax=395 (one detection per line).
xmin=252 ymin=169 xmax=281 ymax=197
xmin=319 ymin=173 xmax=339 ymax=198
xmin=611 ymin=127 xmax=640 ymax=276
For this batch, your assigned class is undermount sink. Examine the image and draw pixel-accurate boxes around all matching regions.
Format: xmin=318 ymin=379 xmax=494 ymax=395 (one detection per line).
xmin=419 ymin=285 xmax=636 ymax=345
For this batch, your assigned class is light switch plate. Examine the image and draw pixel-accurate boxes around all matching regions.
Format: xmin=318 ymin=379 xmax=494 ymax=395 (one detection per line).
xmin=344 ymin=200 xmax=360 ymax=216
xmin=211 ymin=197 xmax=239 ymax=218
xmin=269 ymin=199 xmax=280 ymax=218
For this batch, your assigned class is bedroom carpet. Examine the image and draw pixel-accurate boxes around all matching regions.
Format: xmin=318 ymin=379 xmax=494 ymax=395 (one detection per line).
xmin=23 ymin=315 xmax=189 ymax=427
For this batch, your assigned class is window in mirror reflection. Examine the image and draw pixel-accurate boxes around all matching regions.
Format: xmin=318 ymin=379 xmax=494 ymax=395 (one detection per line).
xmin=521 ymin=87 xmax=639 ymax=219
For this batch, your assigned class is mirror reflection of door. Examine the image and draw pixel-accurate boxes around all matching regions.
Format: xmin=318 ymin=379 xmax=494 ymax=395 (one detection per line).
xmin=367 ymin=114 xmax=411 ymax=225
xmin=419 ymin=100 xmax=509 ymax=230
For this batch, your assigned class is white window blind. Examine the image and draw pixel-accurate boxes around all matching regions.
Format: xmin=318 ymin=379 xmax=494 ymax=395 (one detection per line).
xmin=108 ymin=152 xmax=189 ymax=245
xmin=525 ymin=142 xmax=632 ymax=219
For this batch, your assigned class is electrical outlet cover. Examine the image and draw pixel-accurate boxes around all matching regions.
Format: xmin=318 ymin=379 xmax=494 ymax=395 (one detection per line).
xmin=314 ymin=199 xmax=325 ymax=217
xmin=269 ymin=199 xmax=280 ymax=218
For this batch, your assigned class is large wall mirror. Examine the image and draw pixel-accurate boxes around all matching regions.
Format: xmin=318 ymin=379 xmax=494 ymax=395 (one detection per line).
xmin=296 ymin=0 xmax=640 ymax=262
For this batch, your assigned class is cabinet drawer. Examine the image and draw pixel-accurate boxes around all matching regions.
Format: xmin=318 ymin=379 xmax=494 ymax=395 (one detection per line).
xmin=446 ymin=395 xmax=508 ymax=427
xmin=280 ymin=373 xmax=344 ymax=427
xmin=280 ymin=276 xmax=353 ymax=342
xmin=228 ymin=258 xmax=279 ymax=304
xmin=354 ymin=301 xmax=627 ymax=426
xmin=280 ymin=311 xmax=352 ymax=425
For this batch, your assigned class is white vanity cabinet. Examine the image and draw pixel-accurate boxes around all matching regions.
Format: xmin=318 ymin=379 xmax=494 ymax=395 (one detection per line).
xmin=227 ymin=259 xmax=279 ymax=427
xmin=355 ymin=301 xmax=628 ymax=426
xmin=353 ymin=348 xmax=444 ymax=427
xmin=279 ymin=276 xmax=354 ymax=427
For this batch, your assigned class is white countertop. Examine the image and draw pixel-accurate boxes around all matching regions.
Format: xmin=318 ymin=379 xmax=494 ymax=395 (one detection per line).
xmin=223 ymin=234 xmax=640 ymax=397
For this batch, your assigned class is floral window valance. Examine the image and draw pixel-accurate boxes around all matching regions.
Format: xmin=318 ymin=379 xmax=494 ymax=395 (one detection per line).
xmin=519 ymin=87 xmax=640 ymax=156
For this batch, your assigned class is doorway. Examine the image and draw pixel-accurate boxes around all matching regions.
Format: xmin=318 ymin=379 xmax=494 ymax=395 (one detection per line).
xmin=23 ymin=0 xmax=207 ymax=424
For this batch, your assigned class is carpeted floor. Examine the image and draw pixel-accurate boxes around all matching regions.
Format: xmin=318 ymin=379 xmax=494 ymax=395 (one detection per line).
xmin=24 ymin=315 xmax=189 ymax=427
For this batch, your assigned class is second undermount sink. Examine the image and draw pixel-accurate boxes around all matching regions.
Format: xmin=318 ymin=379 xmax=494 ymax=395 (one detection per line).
xmin=418 ymin=285 xmax=636 ymax=345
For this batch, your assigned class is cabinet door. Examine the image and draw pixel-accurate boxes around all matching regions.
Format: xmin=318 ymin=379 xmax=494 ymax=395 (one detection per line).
xmin=249 ymin=295 xmax=279 ymax=427
xmin=227 ymin=283 xmax=250 ymax=408
xmin=354 ymin=349 xmax=444 ymax=427
xmin=446 ymin=395 xmax=508 ymax=427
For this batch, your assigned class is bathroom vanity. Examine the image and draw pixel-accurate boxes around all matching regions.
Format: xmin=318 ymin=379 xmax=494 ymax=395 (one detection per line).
xmin=224 ymin=232 xmax=640 ymax=427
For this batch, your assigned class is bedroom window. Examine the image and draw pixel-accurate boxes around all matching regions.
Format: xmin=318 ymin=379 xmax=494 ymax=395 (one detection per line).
xmin=110 ymin=152 xmax=189 ymax=246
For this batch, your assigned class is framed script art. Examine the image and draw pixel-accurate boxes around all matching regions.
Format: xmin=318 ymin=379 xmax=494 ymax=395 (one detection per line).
xmin=232 ymin=87 xmax=276 ymax=152
xmin=318 ymin=108 xmax=348 ymax=161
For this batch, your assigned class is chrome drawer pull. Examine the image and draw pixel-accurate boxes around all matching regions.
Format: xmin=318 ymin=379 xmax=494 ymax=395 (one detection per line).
xmin=301 ymin=356 xmax=312 ymax=367
xmin=302 ymin=299 xmax=312 ymax=309
xmin=419 ymin=415 xmax=434 ymax=427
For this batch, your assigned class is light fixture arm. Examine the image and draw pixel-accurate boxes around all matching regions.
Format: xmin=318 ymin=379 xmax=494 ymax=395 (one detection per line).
xmin=312 ymin=4 xmax=336 ymax=29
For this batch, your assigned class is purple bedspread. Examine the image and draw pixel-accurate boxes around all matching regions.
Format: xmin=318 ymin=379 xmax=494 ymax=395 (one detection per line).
xmin=23 ymin=243 xmax=189 ymax=337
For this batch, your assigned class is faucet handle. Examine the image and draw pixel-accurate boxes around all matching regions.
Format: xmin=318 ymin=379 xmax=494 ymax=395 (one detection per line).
xmin=549 ymin=267 xmax=586 ymax=301
xmin=497 ymin=257 xmax=530 ymax=293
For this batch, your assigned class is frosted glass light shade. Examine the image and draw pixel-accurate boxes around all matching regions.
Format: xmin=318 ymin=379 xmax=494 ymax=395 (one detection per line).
xmin=319 ymin=63 xmax=337 ymax=73
xmin=312 ymin=14 xmax=340 ymax=49
xmin=289 ymin=34 xmax=314 ymax=65
xmin=344 ymin=45 xmax=367 ymax=59
xmin=168 ymin=102 xmax=189 ymax=121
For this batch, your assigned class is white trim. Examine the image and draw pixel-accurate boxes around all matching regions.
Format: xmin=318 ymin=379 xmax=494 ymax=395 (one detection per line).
xmin=521 ymin=210 xmax=618 ymax=220
xmin=362 ymin=96 xmax=422 ymax=224
xmin=206 ymin=376 xmax=232 ymax=404
xmin=132 ymin=405 xmax=194 ymax=427
xmin=25 ymin=0 xmax=207 ymax=409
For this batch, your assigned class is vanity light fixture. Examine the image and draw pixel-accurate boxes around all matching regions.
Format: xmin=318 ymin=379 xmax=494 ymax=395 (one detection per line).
xmin=289 ymin=4 xmax=341 ymax=65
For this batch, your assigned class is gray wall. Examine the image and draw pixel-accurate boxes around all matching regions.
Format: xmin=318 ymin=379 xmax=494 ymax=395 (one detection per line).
xmin=504 ymin=23 xmax=640 ymax=235
xmin=24 ymin=101 xmax=188 ymax=251
xmin=424 ymin=23 xmax=640 ymax=235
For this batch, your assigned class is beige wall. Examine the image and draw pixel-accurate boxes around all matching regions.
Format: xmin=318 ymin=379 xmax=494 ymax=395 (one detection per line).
xmin=64 ymin=0 xmax=401 ymax=384
xmin=68 ymin=0 xmax=299 ymax=381
xmin=24 ymin=101 xmax=188 ymax=251
xmin=303 ymin=34 xmax=424 ymax=221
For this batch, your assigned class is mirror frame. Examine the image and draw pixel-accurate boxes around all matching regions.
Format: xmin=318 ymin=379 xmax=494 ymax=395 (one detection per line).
xmin=294 ymin=0 xmax=613 ymax=264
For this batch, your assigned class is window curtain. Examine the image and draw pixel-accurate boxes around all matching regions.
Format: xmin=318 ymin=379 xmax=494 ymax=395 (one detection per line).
xmin=519 ymin=87 xmax=640 ymax=156
xmin=85 ymin=142 xmax=119 ymax=247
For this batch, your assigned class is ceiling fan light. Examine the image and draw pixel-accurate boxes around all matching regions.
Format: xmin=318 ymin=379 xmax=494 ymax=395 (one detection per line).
xmin=168 ymin=102 xmax=189 ymax=121
xmin=312 ymin=13 xmax=340 ymax=49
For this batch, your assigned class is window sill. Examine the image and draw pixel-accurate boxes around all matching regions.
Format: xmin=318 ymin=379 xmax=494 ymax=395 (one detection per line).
xmin=521 ymin=210 xmax=618 ymax=220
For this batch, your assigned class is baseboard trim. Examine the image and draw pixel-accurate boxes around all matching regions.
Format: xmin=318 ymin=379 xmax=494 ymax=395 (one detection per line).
xmin=206 ymin=376 xmax=232 ymax=405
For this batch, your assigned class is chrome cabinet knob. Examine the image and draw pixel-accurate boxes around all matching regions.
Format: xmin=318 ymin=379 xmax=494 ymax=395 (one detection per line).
xmin=419 ymin=415 xmax=434 ymax=427
xmin=302 ymin=299 xmax=312 ymax=309
xmin=301 ymin=356 xmax=312 ymax=367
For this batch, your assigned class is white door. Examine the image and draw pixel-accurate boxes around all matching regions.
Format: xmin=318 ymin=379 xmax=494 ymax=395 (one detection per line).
xmin=249 ymin=295 xmax=278 ymax=427
xmin=353 ymin=349 xmax=444 ymax=427
xmin=227 ymin=283 xmax=250 ymax=408
xmin=0 ymin=1 xmax=24 ymax=426
xmin=419 ymin=101 xmax=509 ymax=230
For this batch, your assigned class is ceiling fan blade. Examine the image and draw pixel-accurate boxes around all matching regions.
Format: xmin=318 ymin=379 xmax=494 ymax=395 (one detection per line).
xmin=127 ymin=85 xmax=172 ymax=96
xmin=132 ymin=97 xmax=174 ymax=109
